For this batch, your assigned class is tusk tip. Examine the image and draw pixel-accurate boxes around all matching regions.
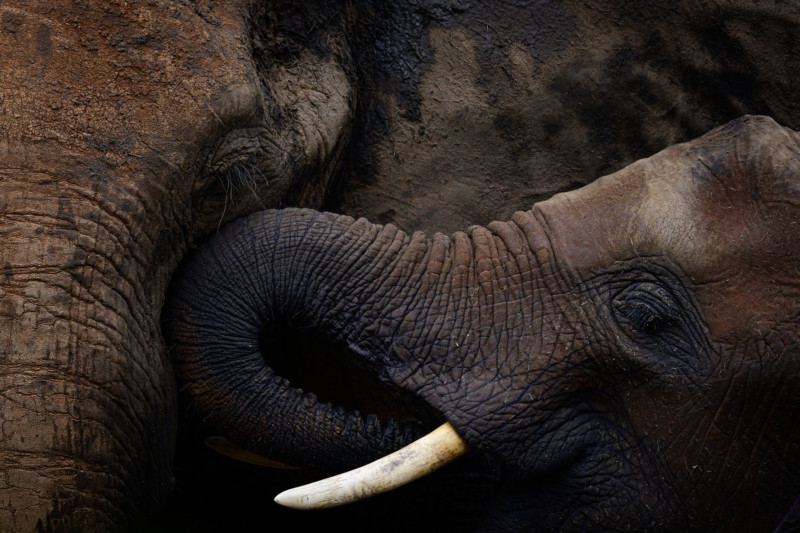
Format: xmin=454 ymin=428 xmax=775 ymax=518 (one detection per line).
xmin=272 ymin=422 xmax=468 ymax=510
xmin=273 ymin=490 xmax=295 ymax=508
xmin=274 ymin=487 xmax=320 ymax=510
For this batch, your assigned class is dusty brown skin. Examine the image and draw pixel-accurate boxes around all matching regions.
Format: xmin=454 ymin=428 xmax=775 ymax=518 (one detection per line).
xmin=0 ymin=1 xmax=354 ymax=530
xmin=1 ymin=0 xmax=799 ymax=531
xmin=336 ymin=1 xmax=800 ymax=235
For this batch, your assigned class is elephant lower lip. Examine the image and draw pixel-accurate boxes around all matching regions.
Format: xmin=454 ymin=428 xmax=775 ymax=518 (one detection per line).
xmin=494 ymin=440 xmax=590 ymax=487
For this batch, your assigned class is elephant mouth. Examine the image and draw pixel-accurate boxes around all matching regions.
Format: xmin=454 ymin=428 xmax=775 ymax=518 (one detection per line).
xmin=259 ymin=324 xmax=419 ymax=424
xmin=163 ymin=209 xmax=474 ymax=510
xmin=257 ymin=326 xmax=471 ymax=508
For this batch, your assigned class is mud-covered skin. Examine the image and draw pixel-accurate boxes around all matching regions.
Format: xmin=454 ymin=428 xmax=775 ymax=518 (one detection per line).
xmin=0 ymin=1 xmax=355 ymax=531
xmin=337 ymin=0 xmax=800 ymax=235
xmin=165 ymin=116 xmax=800 ymax=532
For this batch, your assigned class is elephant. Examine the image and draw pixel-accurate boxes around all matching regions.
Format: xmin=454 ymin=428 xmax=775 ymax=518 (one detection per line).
xmin=1 ymin=0 xmax=799 ymax=531
xmin=164 ymin=114 xmax=800 ymax=532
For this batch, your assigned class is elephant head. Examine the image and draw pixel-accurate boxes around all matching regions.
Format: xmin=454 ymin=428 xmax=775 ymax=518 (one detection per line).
xmin=164 ymin=115 xmax=800 ymax=532
xmin=0 ymin=2 xmax=357 ymax=530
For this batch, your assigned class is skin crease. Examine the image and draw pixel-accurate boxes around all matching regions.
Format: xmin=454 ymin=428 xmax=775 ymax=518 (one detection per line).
xmin=481 ymin=116 xmax=800 ymax=530
xmin=0 ymin=1 xmax=355 ymax=530
xmin=1 ymin=0 xmax=800 ymax=531
xmin=164 ymin=116 xmax=800 ymax=532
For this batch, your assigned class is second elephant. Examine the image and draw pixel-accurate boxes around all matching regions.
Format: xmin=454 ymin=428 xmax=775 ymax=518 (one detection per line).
xmin=164 ymin=116 xmax=800 ymax=532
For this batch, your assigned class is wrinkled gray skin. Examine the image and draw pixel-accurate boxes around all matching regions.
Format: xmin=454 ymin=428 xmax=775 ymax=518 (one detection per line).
xmin=166 ymin=115 xmax=800 ymax=532
xmin=1 ymin=0 xmax=799 ymax=531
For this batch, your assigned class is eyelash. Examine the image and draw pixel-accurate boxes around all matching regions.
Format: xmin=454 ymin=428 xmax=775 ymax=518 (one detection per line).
xmin=621 ymin=302 xmax=670 ymax=334
xmin=217 ymin=161 xmax=264 ymax=198
xmin=612 ymin=283 xmax=680 ymax=337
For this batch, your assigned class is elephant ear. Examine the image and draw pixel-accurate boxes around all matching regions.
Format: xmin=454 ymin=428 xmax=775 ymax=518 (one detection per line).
xmin=773 ymin=494 xmax=800 ymax=533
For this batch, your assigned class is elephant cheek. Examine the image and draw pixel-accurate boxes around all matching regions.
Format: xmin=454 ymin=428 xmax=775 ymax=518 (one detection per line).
xmin=0 ymin=183 xmax=177 ymax=530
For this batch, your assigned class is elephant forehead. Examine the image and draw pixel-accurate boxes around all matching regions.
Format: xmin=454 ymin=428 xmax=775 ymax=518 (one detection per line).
xmin=538 ymin=157 xmax=715 ymax=278
xmin=543 ymin=116 xmax=800 ymax=273
xmin=537 ymin=116 xmax=800 ymax=334
xmin=0 ymin=3 xmax=251 ymax=160
xmin=629 ymin=146 xmax=759 ymax=275
xmin=634 ymin=116 xmax=800 ymax=277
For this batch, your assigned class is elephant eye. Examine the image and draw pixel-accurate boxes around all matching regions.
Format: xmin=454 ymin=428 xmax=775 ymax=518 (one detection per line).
xmin=600 ymin=263 xmax=711 ymax=375
xmin=621 ymin=301 xmax=669 ymax=334
xmin=612 ymin=283 xmax=679 ymax=336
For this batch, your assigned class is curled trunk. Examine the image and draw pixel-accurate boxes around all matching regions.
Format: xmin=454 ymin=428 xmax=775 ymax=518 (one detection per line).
xmin=164 ymin=209 xmax=449 ymax=470
xmin=164 ymin=207 xmax=545 ymax=477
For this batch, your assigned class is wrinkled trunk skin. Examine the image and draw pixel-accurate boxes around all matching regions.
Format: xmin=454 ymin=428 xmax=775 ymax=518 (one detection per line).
xmin=165 ymin=209 xmax=438 ymax=470
xmin=164 ymin=208 xmax=551 ymax=530
xmin=163 ymin=207 xmax=543 ymax=475
xmin=0 ymin=165 xmax=179 ymax=531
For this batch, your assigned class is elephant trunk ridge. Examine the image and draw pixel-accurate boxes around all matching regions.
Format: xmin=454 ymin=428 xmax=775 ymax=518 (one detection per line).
xmin=164 ymin=209 xmax=436 ymax=471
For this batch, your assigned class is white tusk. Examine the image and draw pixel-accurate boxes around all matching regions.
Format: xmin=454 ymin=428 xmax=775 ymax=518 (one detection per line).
xmin=273 ymin=422 xmax=469 ymax=509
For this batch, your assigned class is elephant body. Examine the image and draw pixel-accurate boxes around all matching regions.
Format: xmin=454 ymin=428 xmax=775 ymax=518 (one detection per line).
xmin=334 ymin=0 xmax=800 ymax=235
xmin=0 ymin=0 xmax=798 ymax=531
